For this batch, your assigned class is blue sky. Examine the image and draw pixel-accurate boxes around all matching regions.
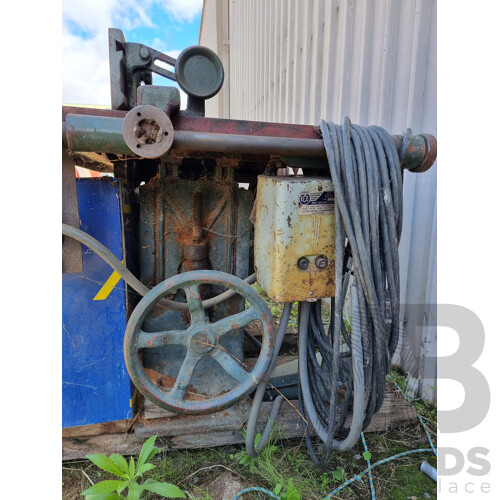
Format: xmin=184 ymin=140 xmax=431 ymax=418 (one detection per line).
xmin=62 ymin=0 xmax=204 ymax=107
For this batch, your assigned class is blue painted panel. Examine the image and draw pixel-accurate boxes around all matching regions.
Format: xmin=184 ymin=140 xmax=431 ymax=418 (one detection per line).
xmin=62 ymin=178 xmax=132 ymax=428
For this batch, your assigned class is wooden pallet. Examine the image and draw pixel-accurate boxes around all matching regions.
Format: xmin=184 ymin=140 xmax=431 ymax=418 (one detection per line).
xmin=62 ymin=388 xmax=416 ymax=460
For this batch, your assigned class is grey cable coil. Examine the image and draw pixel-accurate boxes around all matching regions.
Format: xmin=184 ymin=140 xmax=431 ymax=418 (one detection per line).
xmin=296 ymin=118 xmax=404 ymax=466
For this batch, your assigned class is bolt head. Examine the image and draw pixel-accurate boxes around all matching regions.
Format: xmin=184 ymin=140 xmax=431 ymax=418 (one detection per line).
xmin=139 ymin=46 xmax=150 ymax=60
xmin=188 ymin=327 xmax=214 ymax=354
xmin=297 ymin=257 xmax=309 ymax=270
xmin=315 ymin=256 xmax=328 ymax=269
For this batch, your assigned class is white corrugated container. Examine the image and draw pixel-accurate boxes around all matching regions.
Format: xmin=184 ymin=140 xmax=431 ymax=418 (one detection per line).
xmin=200 ymin=0 xmax=437 ymax=401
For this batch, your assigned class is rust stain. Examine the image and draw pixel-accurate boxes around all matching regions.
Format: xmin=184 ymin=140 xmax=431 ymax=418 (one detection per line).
xmin=144 ymin=368 xmax=207 ymax=402
xmin=254 ymin=176 xmax=337 ymax=303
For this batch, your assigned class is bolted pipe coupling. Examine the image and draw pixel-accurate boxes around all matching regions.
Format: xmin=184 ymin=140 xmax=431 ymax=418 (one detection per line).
xmin=122 ymin=104 xmax=174 ymax=159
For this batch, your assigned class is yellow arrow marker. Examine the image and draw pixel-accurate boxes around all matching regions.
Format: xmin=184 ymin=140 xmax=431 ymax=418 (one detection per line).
xmin=93 ymin=260 xmax=124 ymax=301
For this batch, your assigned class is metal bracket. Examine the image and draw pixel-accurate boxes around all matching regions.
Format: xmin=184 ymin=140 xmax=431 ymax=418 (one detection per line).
xmin=109 ymin=29 xmax=224 ymax=117
xmin=109 ymin=28 xmax=177 ymax=111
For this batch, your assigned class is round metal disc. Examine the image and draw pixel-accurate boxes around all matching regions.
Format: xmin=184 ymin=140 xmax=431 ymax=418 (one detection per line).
xmin=175 ymin=46 xmax=224 ymax=99
xmin=122 ymin=105 xmax=174 ymax=159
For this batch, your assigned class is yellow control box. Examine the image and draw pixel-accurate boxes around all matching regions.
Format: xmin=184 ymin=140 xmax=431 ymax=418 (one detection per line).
xmin=254 ymin=176 xmax=336 ymax=303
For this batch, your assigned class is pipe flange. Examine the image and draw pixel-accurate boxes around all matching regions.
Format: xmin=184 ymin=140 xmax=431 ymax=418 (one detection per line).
xmin=409 ymin=134 xmax=437 ymax=173
xmin=122 ymin=105 xmax=174 ymax=159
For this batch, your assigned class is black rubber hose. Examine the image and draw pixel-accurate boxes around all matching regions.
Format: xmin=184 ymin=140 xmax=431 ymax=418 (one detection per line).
xmin=296 ymin=117 xmax=403 ymax=466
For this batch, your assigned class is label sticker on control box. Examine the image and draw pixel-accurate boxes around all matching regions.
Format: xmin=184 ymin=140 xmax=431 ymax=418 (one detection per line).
xmin=298 ymin=190 xmax=335 ymax=215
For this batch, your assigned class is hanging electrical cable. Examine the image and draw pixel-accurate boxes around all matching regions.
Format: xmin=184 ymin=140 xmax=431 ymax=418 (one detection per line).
xmin=295 ymin=118 xmax=405 ymax=466
xmin=245 ymin=303 xmax=292 ymax=457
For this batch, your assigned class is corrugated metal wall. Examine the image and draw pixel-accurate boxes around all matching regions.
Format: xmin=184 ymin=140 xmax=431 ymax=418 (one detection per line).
xmin=200 ymin=0 xmax=437 ymax=401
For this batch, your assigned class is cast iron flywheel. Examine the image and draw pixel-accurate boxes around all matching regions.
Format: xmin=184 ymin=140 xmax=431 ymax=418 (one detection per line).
xmin=124 ymin=270 xmax=275 ymax=414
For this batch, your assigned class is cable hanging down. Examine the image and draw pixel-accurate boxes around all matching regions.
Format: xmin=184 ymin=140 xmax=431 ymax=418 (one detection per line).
xmin=297 ymin=118 xmax=405 ymax=466
xmin=233 ymin=120 xmax=401 ymax=472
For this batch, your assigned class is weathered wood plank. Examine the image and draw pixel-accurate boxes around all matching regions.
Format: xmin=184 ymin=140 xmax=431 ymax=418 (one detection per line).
xmin=63 ymin=390 xmax=416 ymax=459
xmin=136 ymin=400 xmax=251 ymax=437
xmin=63 ymin=433 xmax=145 ymax=460
xmin=62 ymin=419 xmax=132 ymax=438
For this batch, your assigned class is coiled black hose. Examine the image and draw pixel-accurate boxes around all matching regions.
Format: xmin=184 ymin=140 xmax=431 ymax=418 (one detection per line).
xmin=296 ymin=118 xmax=404 ymax=467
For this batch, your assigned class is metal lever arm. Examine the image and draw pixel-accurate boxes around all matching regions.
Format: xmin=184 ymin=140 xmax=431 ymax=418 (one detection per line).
xmin=109 ymin=28 xmax=178 ymax=110
xmin=125 ymin=42 xmax=177 ymax=82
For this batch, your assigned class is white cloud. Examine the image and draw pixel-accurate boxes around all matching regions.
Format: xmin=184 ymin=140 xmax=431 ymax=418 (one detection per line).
xmin=63 ymin=0 xmax=155 ymax=35
xmin=62 ymin=27 xmax=111 ymax=105
xmin=151 ymin=38 xmax=182 ymax=60
xmin=167 ymin=50 xmax=182 ymax=59
xmin=62 ymin=0 xmax=155 ymax=105
xmin=62 ymin=0 xmax=194 ymax=106
xmin=162 ymin=0 xmax=203 ymax=24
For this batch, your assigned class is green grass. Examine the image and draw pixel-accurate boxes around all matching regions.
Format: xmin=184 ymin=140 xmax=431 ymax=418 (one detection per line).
xmin=249 ymin=282 xmax=331 ymax=332
xmin=63 ymin=393 xmax=437 ymax=500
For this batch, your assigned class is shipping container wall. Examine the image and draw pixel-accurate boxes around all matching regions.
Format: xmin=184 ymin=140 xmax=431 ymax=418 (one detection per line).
xmin=200 ymin=0 xmax=437 ymax=401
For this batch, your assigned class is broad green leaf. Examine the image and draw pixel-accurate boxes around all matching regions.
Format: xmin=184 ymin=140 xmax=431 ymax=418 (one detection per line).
xmin=85 ymin=494 xmax=123 ymax=500
xmin=109 ymin=454 xmax=130 ymax=476
xmin=136 ymin=463 xmax=156 ymax=477
xmin=127 ymin=482 xmax=141 ymax=500
xmin=116 ymin=481 xmax=129 ymax=494
xmin=286 ymin=479 xmax=301 ymax=500
xmin=363 ymin=451 xmax=372 ymax=461
xmin=273 ymin=483 xmax=283 ymax=495
xmin=128 ymin=456 xmax=135 ymax=480
xmin=145 ymin=446 xmax=161 ymax=465
xmin=82 ymin=480 xmax=125 ymax=495
xmin=142 ymin=481 xmax=186 ymax=498
xmin=332 ymin=466 xmax=344 ymax=481
xmin=86 ymin=454 xmax=126 ymax=478
xmin=137 ymin=435 xmax=156 ymax=468
xmin=254 ymin=432 xmax=262 ymax=447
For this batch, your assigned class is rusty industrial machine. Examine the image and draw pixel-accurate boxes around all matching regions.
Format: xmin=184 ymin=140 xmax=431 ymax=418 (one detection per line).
xmin=62 ymin=29 xmax=436 ymax=464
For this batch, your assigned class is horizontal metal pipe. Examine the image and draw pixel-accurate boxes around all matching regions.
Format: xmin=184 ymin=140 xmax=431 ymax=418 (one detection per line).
xmin=65 ymin=115 xmax=132 ymax=154
xmin=173 ymin=130 xmax=326 ymax=157
xmin=63 ymin=114 xmax=436 ymax=171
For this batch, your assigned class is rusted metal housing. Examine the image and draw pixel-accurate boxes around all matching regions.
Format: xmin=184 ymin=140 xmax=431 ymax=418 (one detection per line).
xmin=254 ymin=176 xmax=336 ymax=302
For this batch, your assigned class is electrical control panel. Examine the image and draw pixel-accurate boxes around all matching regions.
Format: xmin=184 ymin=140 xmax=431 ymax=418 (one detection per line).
xmin=254 ymin=176 xmax=336 ymax=303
